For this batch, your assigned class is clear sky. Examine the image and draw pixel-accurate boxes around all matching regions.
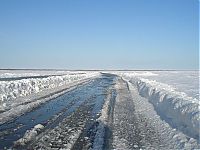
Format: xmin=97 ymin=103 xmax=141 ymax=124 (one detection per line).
xmin=0 ymin=0 xmax=198 ymax=70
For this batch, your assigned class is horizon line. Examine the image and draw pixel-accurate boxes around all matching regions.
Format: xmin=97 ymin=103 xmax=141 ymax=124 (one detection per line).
xmin=0 ymin=68 xmax=199 ymax=71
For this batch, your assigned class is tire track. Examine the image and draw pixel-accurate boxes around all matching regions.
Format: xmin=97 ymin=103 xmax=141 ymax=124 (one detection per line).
xmin=13 ymin=73 xmax=116 ymax=149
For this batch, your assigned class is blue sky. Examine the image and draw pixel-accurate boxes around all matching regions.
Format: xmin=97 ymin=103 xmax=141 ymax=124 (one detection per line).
xmin=0 ymin=0 xmax=198 ymax=70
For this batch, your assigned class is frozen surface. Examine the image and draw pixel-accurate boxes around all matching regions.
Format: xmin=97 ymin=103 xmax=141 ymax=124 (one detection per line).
xmin=118 ymin=71 xmax=199 ymax=141
xmin=0 ymin=71 xmax=100 ymax=125
xmin=127 ymin=81 xmax=199 ymax=149
xmin=141 ymin=71 xmax=199 ymax=99
xmin=117 ymin=71 xmax=199 ymax=99
xmin=134 ymin=78 xmax=199 ymax=139
xmin=0 ymin=70 xmax=78 ymax=79
xmin=0 ymin=71 xmax=199 ymax=149
xmin=0 ymin=71 xmax=98 ymax=111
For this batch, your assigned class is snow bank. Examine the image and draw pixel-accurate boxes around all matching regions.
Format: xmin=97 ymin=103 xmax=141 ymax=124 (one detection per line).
xmin=127 ymin=81 xmax=199 ymax=149
xmin=92 ymin=87 xmax=115 ymax=150
xmin=0 ymin=72 xmax=98 ymax=111
xmin=130 ymin=78 xmax=199 ymax=139
xmin=134 ymin=71 xmax=199 ymax=99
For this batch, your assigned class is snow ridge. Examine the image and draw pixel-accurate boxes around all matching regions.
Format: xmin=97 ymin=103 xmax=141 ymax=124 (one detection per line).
xmin=0 ymin=72 xmax=98 ymax=111
xmin=92 ymin=90 xmax=111 ymax=150
xmin=132 ymin=78 xmax=199 ymax=140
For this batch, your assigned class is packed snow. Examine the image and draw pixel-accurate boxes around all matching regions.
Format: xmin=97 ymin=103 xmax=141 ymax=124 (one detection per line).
xmin=0 ymin=71 xmax=100 ymax=125
xmin=118 ymin=71 xmax=199 ymax=99
xmin=118 ymin=71 xmax=199 ymax=141
xmin=127 ymin=81 xmax=199 ymax=149
xmin=135 ymin=78 xmax=199 ymax=139
xmin=0 ymin=71 xmax=98 ymax=111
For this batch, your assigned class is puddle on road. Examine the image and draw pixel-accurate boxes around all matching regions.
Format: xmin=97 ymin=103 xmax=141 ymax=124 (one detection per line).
xmin=0 ymin=74 xmax=116 ymax=149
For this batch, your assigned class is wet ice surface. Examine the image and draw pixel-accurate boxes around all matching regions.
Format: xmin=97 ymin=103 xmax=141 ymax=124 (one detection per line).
xmin=30 ymin=74 xmax=116 ymax=149
xmin=0 ymin=73 xmax=116 ymax=149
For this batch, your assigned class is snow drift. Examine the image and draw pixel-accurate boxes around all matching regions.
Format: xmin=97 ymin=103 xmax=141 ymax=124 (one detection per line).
xmin=129 ymin=78 xmax=199 ymax=140
xmin=0 ymin=72 xmax=98 ymax=111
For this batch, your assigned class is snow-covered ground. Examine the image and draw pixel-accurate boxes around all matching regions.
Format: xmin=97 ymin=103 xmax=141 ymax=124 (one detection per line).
xmin=0 ymin=70 xmax=80 ymax=79
xmin=0 ymin=70 xmax=199 ymax=149
xmin=141 ymin=71 xmax=198 ymax=99
xmin=118 ymin=71 xmax=199 ymax=99
xmin=0 ymin=71 xmax=100 ymax=124
xmin=0 ymin=74 xmax=79 ymax=102
xmin=0 ymin=71 xmax=98 ymax=110
xmin=117 ymin=71 xmax=199 ymax=142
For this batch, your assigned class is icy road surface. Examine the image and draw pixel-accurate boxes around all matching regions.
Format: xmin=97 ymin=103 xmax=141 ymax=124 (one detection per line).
xmin=0 ymin=73 xmax=199 ymax=149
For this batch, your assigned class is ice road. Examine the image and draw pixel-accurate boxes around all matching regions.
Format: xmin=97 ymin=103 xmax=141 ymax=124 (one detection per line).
xmin=0 ymin=72 xmax=199 ymax=149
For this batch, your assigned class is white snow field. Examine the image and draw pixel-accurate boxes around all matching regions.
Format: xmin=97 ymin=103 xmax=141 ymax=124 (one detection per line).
xmin=139 ymin=71 xmax=198 ymax=99
xmin=0 ymin=70 xmax=72 ymax=79
xmin=0 ymin=70 xmax=199 ymax=149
